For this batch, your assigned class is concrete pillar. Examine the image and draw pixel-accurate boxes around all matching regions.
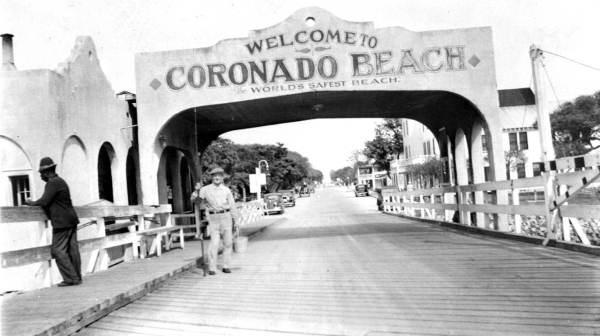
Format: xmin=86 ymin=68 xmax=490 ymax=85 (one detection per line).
xmin=454 ymin=129 xmax=470 ymax=225
xmin=139 ymin=139 xmax=161 ymax=205
xmin=446 ymin=135 xmax=455 ymax=186
xmin=111 ymin=149 xmax=127 ymax=205
xmin=486 ymin=124 xmax=509 ymax=231
xmin=470 ymin=122 xmax=486 ymax=228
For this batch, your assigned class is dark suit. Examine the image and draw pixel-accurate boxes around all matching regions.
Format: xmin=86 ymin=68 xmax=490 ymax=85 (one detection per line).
xmin=31 ymin=175 xmax=82 ymax=283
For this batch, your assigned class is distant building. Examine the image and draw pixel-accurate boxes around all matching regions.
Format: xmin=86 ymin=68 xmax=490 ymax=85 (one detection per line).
xmin=389 ymin=88 xmax=542 ymax=189
xmin=356 ymin=164 xmax=387 ymax=190
xmin=390 ymin=119 xmax=439 ymax=190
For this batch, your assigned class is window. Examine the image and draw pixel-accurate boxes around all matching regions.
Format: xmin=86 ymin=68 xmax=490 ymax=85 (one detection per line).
xmin=509 ymin=132 xmax=529 ymax=151
xmin=427 ymin=142 xmax=431 ymax=155
xmin=532 ymin=162 xmax=543 ymax=176
xmin=519 ymin=132 xmax=529 ymax=150
xmin=10 ymin=175 xmax=30 ymax=206
xmin=509 ymin=132 xmax=518 ymax=151
xmin=517 ymin=163 xmax=526 ymax=178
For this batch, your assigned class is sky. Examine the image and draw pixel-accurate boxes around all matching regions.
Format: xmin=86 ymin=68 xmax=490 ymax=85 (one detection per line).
xmin=2 ymin=0 xmax=599 ymax=179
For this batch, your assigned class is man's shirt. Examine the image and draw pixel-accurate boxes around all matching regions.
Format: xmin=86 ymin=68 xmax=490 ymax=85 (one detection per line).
xmin=30 ymin=175 xmax=79 ymax=229
xmin=198 ymin=183 xmax=237 ymax=214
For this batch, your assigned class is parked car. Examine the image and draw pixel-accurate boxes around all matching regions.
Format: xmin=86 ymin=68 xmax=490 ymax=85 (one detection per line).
xmin=279 ymin=189 xmax=296 ymax=207
xmin=299 ymin=186 xmax=311 ymax=197
xmin=354 ymin=184 xmax=369 ymax=197
xmin=263 ymin=193 xmax=285 ymax=215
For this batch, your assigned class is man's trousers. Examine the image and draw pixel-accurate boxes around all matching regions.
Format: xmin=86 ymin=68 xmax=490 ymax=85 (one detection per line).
xmin=51 ymin=227 xmax=82 ymax=283
xmin=207 ymin=213 xmax=233 ymax=272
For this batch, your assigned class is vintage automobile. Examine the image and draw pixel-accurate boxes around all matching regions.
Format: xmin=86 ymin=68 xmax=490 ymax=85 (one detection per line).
xmin=354 ymin=184 xmax=369 ymax=197
xmin=263 ymin=193 xmax=285 ymax=215
xmin=299 ymin=186 xmax=311 ymax=197
xmin=279 ymin=189 xmax=296 ymax=207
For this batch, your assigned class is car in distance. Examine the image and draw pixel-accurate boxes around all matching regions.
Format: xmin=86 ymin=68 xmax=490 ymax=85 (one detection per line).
xmin=279 ymin=189 xmax=296 ymax=207
xmin=264 ymin=193 xmax=285 ymax=215
xmin=299 ymin=186 xmax=311 ymax=197
xmin=354 ymin=184 xmax=369 ymax=197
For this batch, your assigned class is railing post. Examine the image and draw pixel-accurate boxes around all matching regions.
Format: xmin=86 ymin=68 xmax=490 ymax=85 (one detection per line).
xmin=455 ymin=185 xmax=467 ymax=225
xmin=430 ymin=193 xmax=436 ymax=219
xmin=512 ymin=187 xmax=522 ymax=234
xmin=542 ymin=171 xmax=558 ymax=244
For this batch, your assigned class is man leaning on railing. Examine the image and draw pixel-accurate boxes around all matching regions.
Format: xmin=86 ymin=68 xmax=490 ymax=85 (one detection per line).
xmin=25 ymin=157 xmax=82 ymax=287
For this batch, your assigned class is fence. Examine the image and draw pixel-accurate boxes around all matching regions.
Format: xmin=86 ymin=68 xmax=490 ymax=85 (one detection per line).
xmin=383 ymin=152 xmax=600 ymax=249
xmin=0 ymin=200 xmax=265 ymax=292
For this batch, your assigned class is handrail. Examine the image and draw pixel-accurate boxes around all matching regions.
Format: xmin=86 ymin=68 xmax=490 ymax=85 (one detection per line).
xmin=0 ymin=204 xmax=172 ymax=224
xmin=382 ymin=152 xmax=600 ymax=248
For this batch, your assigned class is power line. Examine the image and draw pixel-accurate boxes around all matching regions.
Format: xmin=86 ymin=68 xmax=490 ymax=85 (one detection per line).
xmin=540 ymin=58 xmax=562 ymax=109
xmin=541 ymin=49 xmax=600 ymax=72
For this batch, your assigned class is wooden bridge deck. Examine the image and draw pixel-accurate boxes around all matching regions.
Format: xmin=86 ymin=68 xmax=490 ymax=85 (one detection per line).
xmin=76 ymin=188 xmax=600 ymax=336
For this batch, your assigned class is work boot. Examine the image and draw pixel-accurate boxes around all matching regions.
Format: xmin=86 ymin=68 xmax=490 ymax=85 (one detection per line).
xmin=222 ymin=268 xmax=231 ymax=273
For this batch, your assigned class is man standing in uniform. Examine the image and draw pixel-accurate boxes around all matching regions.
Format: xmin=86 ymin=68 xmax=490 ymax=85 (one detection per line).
xmin=191 ymin=166 xmax=239 ymax=275
xmin=26 ymin=157 xmax=82 ymax=286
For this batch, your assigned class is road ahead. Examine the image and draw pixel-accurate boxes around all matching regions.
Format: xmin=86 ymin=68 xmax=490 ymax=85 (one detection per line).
xmin=79 ymin=187 xmax=600 ymax=336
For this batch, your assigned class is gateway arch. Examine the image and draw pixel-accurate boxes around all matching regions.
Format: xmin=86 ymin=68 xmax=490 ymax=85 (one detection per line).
xmin=134 ymin=7 xmax=507 ymax=205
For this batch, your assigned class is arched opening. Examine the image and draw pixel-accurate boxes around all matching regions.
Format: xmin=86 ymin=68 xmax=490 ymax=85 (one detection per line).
xmin=125 ymin=147 xmax=139 ymax=205
xmin=180 ymin=156 xmax=193 ymax=212
xmin=157 ymin=147 xmax=190 ymax=212
xmin=141 ymin=89 xmax=504 ymax=207
xmin=97 ymin=142 xmax=116 ymax=202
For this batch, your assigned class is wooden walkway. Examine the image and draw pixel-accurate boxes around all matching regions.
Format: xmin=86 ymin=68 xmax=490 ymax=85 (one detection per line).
xmin=77 ymin=188 xmax=600 ymax=336
xmin=0 ymin=218 xmax=281 ymax=336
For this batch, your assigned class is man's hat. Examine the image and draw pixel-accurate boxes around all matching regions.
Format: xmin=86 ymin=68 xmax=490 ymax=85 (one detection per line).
xmin=208 ymin=166 xmax=225 ymax=175
xmin=38 ymin=157 xmax=57 ymax=172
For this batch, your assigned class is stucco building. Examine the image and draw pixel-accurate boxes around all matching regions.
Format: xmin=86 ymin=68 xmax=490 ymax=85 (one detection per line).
xmin=0 ymin=34 xmax=138 ymax=208
xmin=390 ymin=88 xmax=541 ymax=190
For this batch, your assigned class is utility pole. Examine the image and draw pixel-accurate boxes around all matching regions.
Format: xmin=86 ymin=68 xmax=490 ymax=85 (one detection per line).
xmin=529 ymin=45 xmax=556 ymax=167
xmin=530 ymin=44 xmax=558 ymax=244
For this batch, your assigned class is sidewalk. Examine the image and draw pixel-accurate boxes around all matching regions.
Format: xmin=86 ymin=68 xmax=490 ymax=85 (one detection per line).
xmin=0 ymin=216 xmax=283 ymax=336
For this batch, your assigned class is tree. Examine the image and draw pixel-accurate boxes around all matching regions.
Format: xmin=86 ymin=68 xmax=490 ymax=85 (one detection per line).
xmin=362 ymin=118 xmax=403 ymax=176
xmin=406 ymin=158 xmax=445 ymax=189
xmin=200 ymin=139 xmax=319 ymax=198
xmin=551 ymin=91 xmax=600 ymax=157
xmin=330 ymin=166 xmax=355 ymax=184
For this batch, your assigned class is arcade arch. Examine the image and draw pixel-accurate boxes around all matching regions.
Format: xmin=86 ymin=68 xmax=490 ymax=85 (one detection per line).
xmin=134 ymin=8 xmax=508 ymax=206
xmin=97 ymin=142 xmax=117 ymax=202
xmin=151 ymin=90 xmax=497 ymax=202
xmin=61 ymin=135 xmax=89 ymax=205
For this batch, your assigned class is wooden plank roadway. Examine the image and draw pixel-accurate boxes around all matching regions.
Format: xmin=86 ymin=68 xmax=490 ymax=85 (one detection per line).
xmin=78 ymin=187 xmax=600 ymax=336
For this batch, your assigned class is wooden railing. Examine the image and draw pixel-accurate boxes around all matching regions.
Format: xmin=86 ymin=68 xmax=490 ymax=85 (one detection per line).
xmin=383 ymin=153 xmax=600 ymax=248
xmin=172 ymin=200 xmax=265 ymax=237
xmin=0 ymin=205 xmax=172 ymax=273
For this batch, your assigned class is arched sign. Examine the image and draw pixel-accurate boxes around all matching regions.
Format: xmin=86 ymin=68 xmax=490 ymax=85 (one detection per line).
xmin=134 ymin=7 xmax=505 ymax=204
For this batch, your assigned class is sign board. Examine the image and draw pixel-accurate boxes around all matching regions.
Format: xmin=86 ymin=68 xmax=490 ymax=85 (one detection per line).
xmin=249 ymin=173 xmax=267 ymax=193
xmin=135 ymin=7 xmax=497 ymax=130
xmin=249 ymin=174 xmax=260 ymax=193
